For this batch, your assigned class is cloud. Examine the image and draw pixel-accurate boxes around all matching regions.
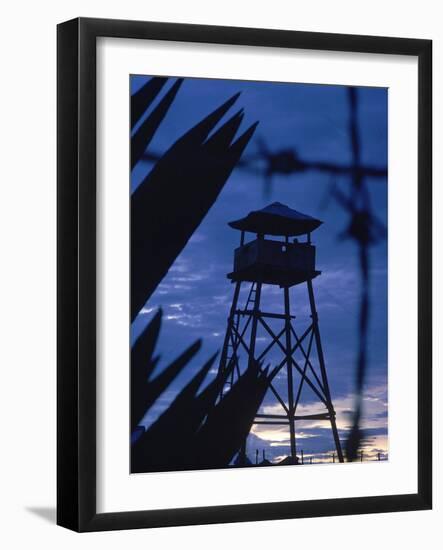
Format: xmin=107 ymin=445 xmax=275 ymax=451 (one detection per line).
xmin=247 ymin=383 xmax=388 ymax=463
xmin=140 ymin=306 xmax=156 ymax=315
xmin=188 ymin=233 xmax=207 ymax=244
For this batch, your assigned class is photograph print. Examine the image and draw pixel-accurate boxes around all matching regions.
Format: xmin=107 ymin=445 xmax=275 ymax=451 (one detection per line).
xmin=130 ymin=74 xmax=388 ymax=474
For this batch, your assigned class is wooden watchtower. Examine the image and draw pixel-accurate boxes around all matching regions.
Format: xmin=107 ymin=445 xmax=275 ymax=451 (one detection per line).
xmin=218 ymin=202 xmax=344 ymax=464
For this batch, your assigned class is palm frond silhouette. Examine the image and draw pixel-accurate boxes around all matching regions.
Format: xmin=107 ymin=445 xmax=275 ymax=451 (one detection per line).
xmin=131 ymin=79 xmax=258 ymax=320
xmin=130 ymin=77 xmax=260 ymax=472
xmin=131 ymin=310 xmax=270 ymax=473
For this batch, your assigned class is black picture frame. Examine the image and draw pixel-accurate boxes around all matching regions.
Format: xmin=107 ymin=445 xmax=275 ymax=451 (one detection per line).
xmin=57 ymin=17 xmax=432 ymax=532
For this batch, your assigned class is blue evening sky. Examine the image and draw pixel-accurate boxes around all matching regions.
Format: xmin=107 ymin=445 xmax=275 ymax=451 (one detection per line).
xmin=131 ymin=75 xmax=388 ymax=464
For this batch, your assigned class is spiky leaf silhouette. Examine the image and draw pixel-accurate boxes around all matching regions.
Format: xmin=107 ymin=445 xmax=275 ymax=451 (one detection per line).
xmin=130 ymin=310 xmax=270 ymax=473
xmin=131 ymin=90 xmax=259 ymax=319
xmin=131 ymin=79 xmax=183 ymax=168
xmin=191 ymin=362 xmax=270 ymax=469
xmin=131 ymin=76 xmax=167 ymax=129
xmin=131 ymin=351 xmax=218 ymax=473
xmin=131 ymin=307 xmax=201 ymax=431
xmin=130 ymin=77 xmax=263 ymax=472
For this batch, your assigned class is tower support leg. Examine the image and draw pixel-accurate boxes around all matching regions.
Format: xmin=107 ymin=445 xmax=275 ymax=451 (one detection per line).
xmin=284 ymin=286 xmax=297 ymax=461
xmin=236 ymin=282 xmax=262 ymax=465
xmin=218 ymin=281 xmax=242 ymax=395
xmin=247 ymin=281 xmax=262 ymax=366
xmin=307 ymin=279 xmax=344 ymax=463
xmin=238 ymin=282 xmax=263 ymax=464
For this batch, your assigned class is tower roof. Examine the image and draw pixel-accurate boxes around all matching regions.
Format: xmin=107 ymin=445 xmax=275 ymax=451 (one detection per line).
xmin=228 ymin=202 xmax=322 ymax=236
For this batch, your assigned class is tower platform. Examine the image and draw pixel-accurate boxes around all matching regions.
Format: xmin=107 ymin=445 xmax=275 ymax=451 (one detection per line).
xmin=228 ymin=237 xmax=320 ymax=286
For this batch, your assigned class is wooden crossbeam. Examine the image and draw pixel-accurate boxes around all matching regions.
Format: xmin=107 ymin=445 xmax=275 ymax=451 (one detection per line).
xmin=235 ymin=309 xmax=295 ymax=320
xmin=258 ymin=317 xmax=328 ymax=407
xmin=255 ymin=412 xmax=331 ymax=421
xmin=291 ymin=325 xmax=326 ymax=396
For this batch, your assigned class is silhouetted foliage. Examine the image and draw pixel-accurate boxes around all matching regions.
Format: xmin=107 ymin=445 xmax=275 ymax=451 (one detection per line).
xmin=191 ymin=362 xmax=270 ymax=470
xmin=131 ymin=337 xmax=218 ymax=472
xmin=131 ymin=77 xmax=261 ymax=472
xmin=131 ymin=78 xmax=183 ymax=168
xmin=131 ymin=82 xmax=258 ymax=320
xmin=131 ymin=308 xmax=202 ymax=432
xmin=131 ymin=311 xmax=270 ymax=473
xmin=131 ymin=76 xmax=167 ymax=129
